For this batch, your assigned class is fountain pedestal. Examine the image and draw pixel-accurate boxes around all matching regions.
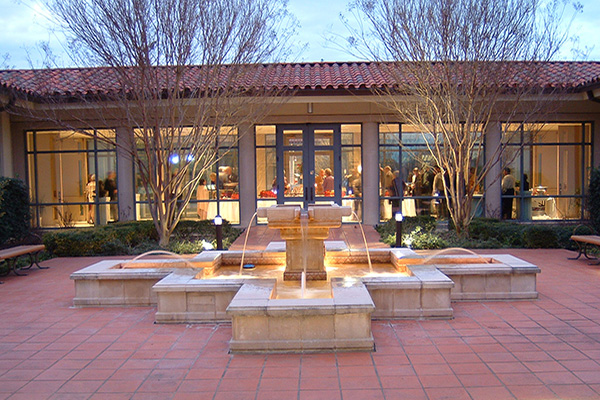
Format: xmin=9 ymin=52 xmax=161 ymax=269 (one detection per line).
xmin=257 ymin=204 xmax=352 ymax=281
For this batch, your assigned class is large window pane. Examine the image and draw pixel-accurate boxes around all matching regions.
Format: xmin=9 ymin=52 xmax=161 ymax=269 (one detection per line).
xmin=341 ymin=124 xmax=361 ymax=145
xmin=256 ymin=147 xmax=277 ymax=198
xmin=27 ymin=129 xmax=117 ymax=227
xmin=256 ymin=125 xmax=276 ymax=146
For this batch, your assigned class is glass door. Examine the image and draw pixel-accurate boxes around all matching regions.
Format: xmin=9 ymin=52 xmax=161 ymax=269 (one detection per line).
xmin=275 ymin=124 xmax=341 ymax=208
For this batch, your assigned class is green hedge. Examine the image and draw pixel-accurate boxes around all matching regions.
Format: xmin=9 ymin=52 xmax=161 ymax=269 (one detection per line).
xmin=377 ymin=217 xmax=583 ymax=250
xmin=43 ymin=219 xmax=241 ymax=257
xmin=588 ymin=167 xmax=600 ymax=234
xmin=0 ymin=177 xmax=31 ymax=246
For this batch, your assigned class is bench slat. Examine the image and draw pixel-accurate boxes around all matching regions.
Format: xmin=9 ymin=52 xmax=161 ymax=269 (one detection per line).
xmin=571 ymin=235 xmax=600 ymax=245
xmin=0 ymin=245 xmax=46 ymax=260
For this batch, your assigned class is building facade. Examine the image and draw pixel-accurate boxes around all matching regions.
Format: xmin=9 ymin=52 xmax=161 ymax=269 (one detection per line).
xmin=1 ymin=62 xmax=600 ymax=228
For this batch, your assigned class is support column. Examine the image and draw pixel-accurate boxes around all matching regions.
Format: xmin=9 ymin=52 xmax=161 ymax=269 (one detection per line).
xmin=238 ymin=123 xmax=256 ymax=227
xmin=485 ymin=122 xmax=502 ymax=219
xmin=0 ymin=112 xmax=13 ymax=177
xmin=116 ymin=126 xmax=135 ymax=221
xmin=362 ymin=121 xmax=379 ymax=226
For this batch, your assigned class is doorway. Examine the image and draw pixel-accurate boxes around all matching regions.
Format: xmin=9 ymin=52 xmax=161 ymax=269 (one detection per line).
xmin=273 ymin=124 xmax=341 ymax=207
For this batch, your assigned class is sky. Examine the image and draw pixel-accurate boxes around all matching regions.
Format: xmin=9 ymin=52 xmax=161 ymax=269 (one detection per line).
xmin=1 ymin=0 xmax=600 ymax=69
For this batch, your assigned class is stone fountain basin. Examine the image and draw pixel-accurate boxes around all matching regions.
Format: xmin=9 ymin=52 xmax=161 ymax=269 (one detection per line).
xmin=226 ymin=278 xmax=375 ymax=353
xmin=70 ymin=248 xmax=539 ymax=319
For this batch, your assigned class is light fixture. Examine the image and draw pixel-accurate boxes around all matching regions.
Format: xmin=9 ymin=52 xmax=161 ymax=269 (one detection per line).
xmin=169 ymin=154 xmax=180 ymax=164
xmin=395 ymin=212 xmax=403 ymax=222
xmin=214 ymin=215 xmax=223 ymax=250
xmin=307 ymin=102 xmax=313 ymax=113
xmin=395 ymin=212 xmax=403 ymax=248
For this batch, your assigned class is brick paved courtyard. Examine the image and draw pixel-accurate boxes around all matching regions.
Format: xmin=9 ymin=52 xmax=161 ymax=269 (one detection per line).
xmin=1 ymin=247 xmax=600 ymax=399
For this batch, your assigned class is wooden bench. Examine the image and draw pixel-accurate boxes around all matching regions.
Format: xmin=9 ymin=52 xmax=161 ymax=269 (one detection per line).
xmin=569 ymin=235 xmax=600 ymax=264
xmin=0 ymin=245 xmax=47 ymax=282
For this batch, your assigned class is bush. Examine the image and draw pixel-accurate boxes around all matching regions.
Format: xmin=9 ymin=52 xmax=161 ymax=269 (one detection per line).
xmin=43 ymin=219 xmax=242 ymax=257
xmin=523 ymin=225 xmax=559 ymax=248
xmin=377 ymin=216 xmax=581 ymax=250
xmin=375 ymin=215 xmax=437 ymax=239
xmin=0 ymin=177 xmax=31 ymax=246
xmin=467 ymin=218 xmax=525 ymax=247
xmin=588 ymin=167 xmax=600 ymax=234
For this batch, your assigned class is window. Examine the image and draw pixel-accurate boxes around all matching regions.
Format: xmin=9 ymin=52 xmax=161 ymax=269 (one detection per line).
xmin=27 ymin=129 xmax=117 ymax=228
xmin=502 ymin=123 xmax=592 ymax=221
xmin=378 ymin=124 xmax=484 ymax=222
xmin=134 ymin=126 xmax=240 ymax=224
xmin=341 ymin=124 xmax=362 ymax=222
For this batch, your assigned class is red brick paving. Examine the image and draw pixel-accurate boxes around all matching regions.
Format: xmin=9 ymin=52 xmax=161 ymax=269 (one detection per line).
xmin=1 ymin=247 xmax=600 ymax=399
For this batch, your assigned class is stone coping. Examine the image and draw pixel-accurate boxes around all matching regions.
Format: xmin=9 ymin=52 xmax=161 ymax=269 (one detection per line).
xmin=226 ymin=278 xmax=375 ymax=317
xmin=71 ymin=249 xmax=536 ymax=286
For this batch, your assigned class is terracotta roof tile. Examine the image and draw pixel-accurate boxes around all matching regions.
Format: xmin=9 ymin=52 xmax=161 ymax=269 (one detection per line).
xmin=1 ymin=61 xmax=600 ymax=101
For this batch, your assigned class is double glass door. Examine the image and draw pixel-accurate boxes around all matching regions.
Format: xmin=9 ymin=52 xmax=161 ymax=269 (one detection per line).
xmin=273 ymin=124 xmax=341 ymax=208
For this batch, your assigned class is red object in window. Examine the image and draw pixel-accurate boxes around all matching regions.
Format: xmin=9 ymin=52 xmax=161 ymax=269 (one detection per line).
xmin=259 ymin=190 xmax=276 ymax=198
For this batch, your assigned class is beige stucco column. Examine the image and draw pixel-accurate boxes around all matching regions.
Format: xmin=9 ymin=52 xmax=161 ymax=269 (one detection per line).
xmin=362 ymin=121 xmax=380 ymax=226
xmin=0 ymin=112 xmax=13 ymax=177
xmin=116 ymin=126 xmax=135 ymax=221
xmin=238 ymin=123 xmax=256 ymax=227
xmin=484 ymin=122 xmax=502 ymax=219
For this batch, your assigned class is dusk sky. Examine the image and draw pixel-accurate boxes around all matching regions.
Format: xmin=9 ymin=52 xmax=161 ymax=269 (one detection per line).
xmin=1 ymin=0 xmax=599 ymax=69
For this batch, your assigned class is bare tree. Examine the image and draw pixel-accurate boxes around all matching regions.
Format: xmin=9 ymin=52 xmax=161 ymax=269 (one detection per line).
xmin=10 ymin=0 xmax=296 ymax=246
xmin=347 ymin=0 xmax=580 ymax=235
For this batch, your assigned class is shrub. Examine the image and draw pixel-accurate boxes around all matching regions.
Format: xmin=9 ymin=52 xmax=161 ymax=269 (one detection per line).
xmin=588 ymin=167 xmax=600 ymax=234
xmin=0 ymin=177 xmax=31 ymax=246
xmin=403 ymin=226 xmax=448 ymax=249
xmin=375 ymin=215 xmax=437 ymax=240
xmin=377 ymin=215 xmax=578 ymax=250
xmin=42 ymin=219 xmax=242 ymax=257
xmin=523 ymin=225 xmax=559 ymax=248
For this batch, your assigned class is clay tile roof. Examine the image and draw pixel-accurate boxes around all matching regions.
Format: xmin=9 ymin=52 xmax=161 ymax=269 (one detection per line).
xmin=1 ymin=61 xmax=600 ymax=101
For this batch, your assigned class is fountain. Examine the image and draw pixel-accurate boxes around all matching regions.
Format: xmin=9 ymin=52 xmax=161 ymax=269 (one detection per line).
xmin=70 ymin=204 xmax=541 ymax=353
xmin=256 ymin=204 xmax=352 ymax=280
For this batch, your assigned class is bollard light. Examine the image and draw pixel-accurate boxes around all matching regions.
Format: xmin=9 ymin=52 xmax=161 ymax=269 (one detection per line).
xmin=214 ymin=215 xmax=223 ymax=250
xmin=395 ymin=212 xmax=403 ymax=248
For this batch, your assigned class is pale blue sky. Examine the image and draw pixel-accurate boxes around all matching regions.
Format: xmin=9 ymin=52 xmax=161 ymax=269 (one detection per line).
xmin=1 ymin=0 xmax=599 ymax=69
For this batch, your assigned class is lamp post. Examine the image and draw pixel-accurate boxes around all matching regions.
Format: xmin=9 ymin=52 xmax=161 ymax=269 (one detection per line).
xmin=214 ymin=215 xmax=223 ymax=250
xmin=395 ymin=212 xmax=403 ymax=248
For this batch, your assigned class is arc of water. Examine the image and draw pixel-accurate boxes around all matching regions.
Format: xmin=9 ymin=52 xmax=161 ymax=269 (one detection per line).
xmin=421 ymin=247 xmax=491 ymax=265
xmin=351 ymin=211 xmax=373 ymax=274
xmin=123 ymin=250 xmax=197 ymax=269
xmin=238 ymin=211 xmax=259 ymax=277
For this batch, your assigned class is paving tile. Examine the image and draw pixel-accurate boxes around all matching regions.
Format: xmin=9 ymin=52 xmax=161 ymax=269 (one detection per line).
xmin=457 ymin=373 xmax=502 ymax=387
xmin=177 ymin=379 xmax=220 ymax=392
xmin=218 ymin=378 xmax=260 ymax=391
xmin=505 ymin=384 xmax=559 ymax=399
xmin=256 ymin=390 xmax=299 ymax=400
xmin=425 ymin=387 xmax=471 ymax=400
xmin=341 ymin=389 xmax=385 ymax=400
xmin=548 ymin=384 xmax=600 ymax=399
xmin=258 ymin=377 xmax=298 ymax=391
xmin=300 ymin=376 xmax=340 ymax=390
xmin=467 ymin=386 xmax=515 ymax=400
xmin=299 ymin=389 xmax=342 ymax=400
xmin=383 ymin=388 xmax=428 ymax=399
